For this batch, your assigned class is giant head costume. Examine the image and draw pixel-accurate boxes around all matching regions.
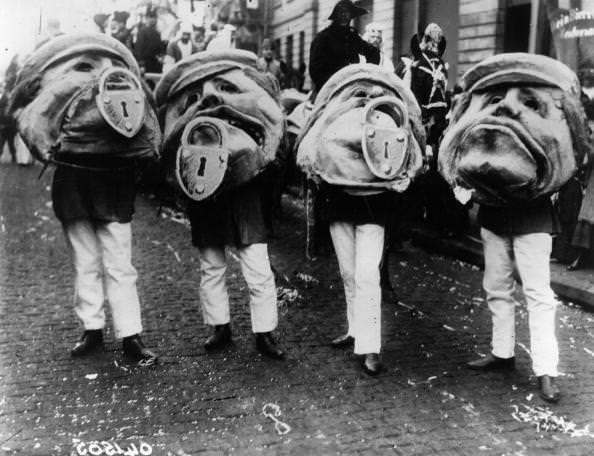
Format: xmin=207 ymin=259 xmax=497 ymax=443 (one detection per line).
xmin=296 ymin=63 xmax=425 ymax=194
xmin=10 ymin=33 xmax=160 ymax=163
xmin=155 ymin=49 xmax=284 ymax=201
xmin=439 ymin=53 xmax=591 ymax=206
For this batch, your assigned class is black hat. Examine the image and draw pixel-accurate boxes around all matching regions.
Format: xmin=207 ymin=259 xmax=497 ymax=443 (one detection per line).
xmin=145 ymin=6 xmax=157 ymax=19
xmin=112 ymin=11 xmax=130 ymax=24
xmin=328 ymin=0 xmax=368 ymax=21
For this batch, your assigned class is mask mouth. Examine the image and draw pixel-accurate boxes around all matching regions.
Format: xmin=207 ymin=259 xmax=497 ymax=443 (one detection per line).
xmin=95 ymin=67 xmax=146 ymax=138
xmin=175 ymin=114 xmax=268 ymax=201
xmin=194 ymin=105 xmax=266 ymax=149
xmin=176 ymin=117 xmax=229 ymax=201
xmin=455 ymin=117 xmax=549 ymax=202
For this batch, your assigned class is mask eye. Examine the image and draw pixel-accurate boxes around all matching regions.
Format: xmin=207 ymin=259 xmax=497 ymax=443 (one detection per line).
xmin=217 ymin=80 xmax=239 ymax=94
xmin=73 ymin=62 xmax=94 ymax=72
xmin=523 ymin=96 xmax=541 ymax=111
xmin=353 ymin=90 xmax=368 ymax=98
xmin=185 ymin=93 xmax=200 ymax=111
xmin=488 ymin=94 xmax=503 ymax=104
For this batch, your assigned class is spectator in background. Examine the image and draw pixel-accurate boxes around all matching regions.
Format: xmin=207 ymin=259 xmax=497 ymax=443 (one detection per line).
xmin=111 ymin=11 xmax=133 ymax=51
xmin=163 ymin=22 xmax=198 ymax=72
xmin=194 ymin=26 xmax=207 ymax=52
xmin=362 ymin=22 xmax=395 ymax=73
xmin=206 ymin=23 xmax=237 ymax=51
xmin=256 ymin=38 xmax=283 ymax=86
xmin=135 ymin=7 xmax=164 ymax=74
xmin=36 ymin=18 xmax=64 ymax=48
xmin=93 ymin=13 xmax=110 ymax=34
xmin=309 ymin=0 xmax=379 ymax=96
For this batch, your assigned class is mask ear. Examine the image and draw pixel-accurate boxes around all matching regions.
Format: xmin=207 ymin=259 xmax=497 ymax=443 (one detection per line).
xmin=9 ymin=75 xmax=41 ymax=114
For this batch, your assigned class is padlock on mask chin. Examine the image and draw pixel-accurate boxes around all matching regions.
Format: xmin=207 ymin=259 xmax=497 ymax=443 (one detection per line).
xmin=156 ymin=50 xmax=285 ymax=201
xmin=439 ymin=53 xmax=592 ymax=207
xmin=9 ymin=33 xmax=160 ymax=163
xmin=295 ymin=64 xmax=426 ymax=196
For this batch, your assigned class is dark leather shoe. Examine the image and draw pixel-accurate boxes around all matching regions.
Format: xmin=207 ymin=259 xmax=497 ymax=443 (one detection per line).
xmin=255 ymin=332 xmax=285 ymax=359
xmin=362 ymin=353 xmax=382 ymax=376
xmin=330 ymin=334 xmax=354 ymax=348
xmin=122 ymin=334 xmax=158 ymax=366
xmin=538 ymin=375 xmax=561 ymax=403
xmin=71 ymin=330 xmax=103 ymax=357
xmin=467 ymin=353 xmax=515 ymax=371
xmin=204 ymin=324 xmax=232 ymax=350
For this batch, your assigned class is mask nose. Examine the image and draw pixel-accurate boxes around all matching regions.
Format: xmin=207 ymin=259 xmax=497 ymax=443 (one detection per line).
xmin=493 ymin=89 xmax=522 ymax=119
xmin=198 ymin=94 xmax=224 ymax=110
xmin=96 ymin=67 xmax=146 ymax=138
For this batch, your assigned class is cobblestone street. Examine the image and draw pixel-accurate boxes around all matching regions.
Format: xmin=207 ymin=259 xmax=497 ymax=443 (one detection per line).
xmin=1 ymin=163 xmax=594 ymax=455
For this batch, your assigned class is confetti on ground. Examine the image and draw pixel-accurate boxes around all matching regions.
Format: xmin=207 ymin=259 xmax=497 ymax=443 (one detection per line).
xmin=511 ymin=404 xmax=594 ymax=437
xmin=84 ymin=373 xmax=98 ymax=380
xmin=262 ymin=403 xmax=291 ymax=435
xmin=517 ymin=342 xmax=531 ymax=355
xmin=277 ymin=287 xmax=301 ymax=304
xmin=584 ymin=348 xmax=594 ymax=358
xmin=443 ymin=324 xmax=456 ymax=331
xmin=166 ymin=243 xmax=181 ymax=262
xmin=160 ymin=207 xmax=191 ymax=227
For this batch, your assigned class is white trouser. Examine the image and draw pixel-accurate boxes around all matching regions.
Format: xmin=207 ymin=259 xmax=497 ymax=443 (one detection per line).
xmin=481 ymin=228 xmax=559 ymax=376
xmin=329 ymin=221 xmax=384 ymax=355
xmin=198 ymin=243 xmax=278 ymax=333
xmin=65 ymin=220 xmax=142 ymax=339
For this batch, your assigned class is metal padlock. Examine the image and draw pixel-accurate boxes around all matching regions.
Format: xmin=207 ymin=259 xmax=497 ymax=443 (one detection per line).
xmin=96 ymin=67 xmax=145 ymax=138
xmin=361 ymin=96 xmax=410 ymax=180
xmin=175 ymin=117 xmax=230 ymax=201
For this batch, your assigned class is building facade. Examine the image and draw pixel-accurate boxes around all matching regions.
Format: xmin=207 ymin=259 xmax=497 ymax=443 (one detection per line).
xmin=267 ymin=0 xmax=551 ymax=91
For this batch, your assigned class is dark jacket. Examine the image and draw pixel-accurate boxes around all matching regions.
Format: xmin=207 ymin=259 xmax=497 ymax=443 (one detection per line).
xmin=309 ymin=23 xmax=380 ymax=93
xmin=319 ymin=184 xmax=391 ymax=227
xmin=187 ymin=178 xmax=271 ymax=248
xmin=478 ymin=197 xmax=560 ymax=235
xmin=135 ymin=24 xmax=164 ymax=73
xmin=51 ymin=156 xmax=137 ymax=225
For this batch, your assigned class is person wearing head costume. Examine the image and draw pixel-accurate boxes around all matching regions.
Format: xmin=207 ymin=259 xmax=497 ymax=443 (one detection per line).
xmin=309 ymin=0 xmax=379 ymax=97
xmin=9 ymin=33 xmax=161 ymax=364
xmin=296 ymin=63 xmax=426 ymax=375
xmin=439 ymin=53 xmax=592 ymax=403
xmin=155 ymin=49 xmax=286 ymax=359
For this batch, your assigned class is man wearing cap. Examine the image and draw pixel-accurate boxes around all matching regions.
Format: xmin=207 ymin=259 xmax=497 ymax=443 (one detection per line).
xmin=440 ymin=54 xmax=593 ymax=404
xmin=163 ymin=23 xmax=199 ymax=72
xmin=309 ymin=0 xmax=379 ymax=96
xmin=110 ymin=11 xmax=133 ymax=51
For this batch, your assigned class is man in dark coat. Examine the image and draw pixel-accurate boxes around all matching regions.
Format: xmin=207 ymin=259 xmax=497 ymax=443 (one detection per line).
xmin=110 ymin=11 xmax=133 ymax=51
xmin=134 ymin=7 xmax=164 ymax=74
xmin=309 ymin=0 xmax=380 ymax=95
